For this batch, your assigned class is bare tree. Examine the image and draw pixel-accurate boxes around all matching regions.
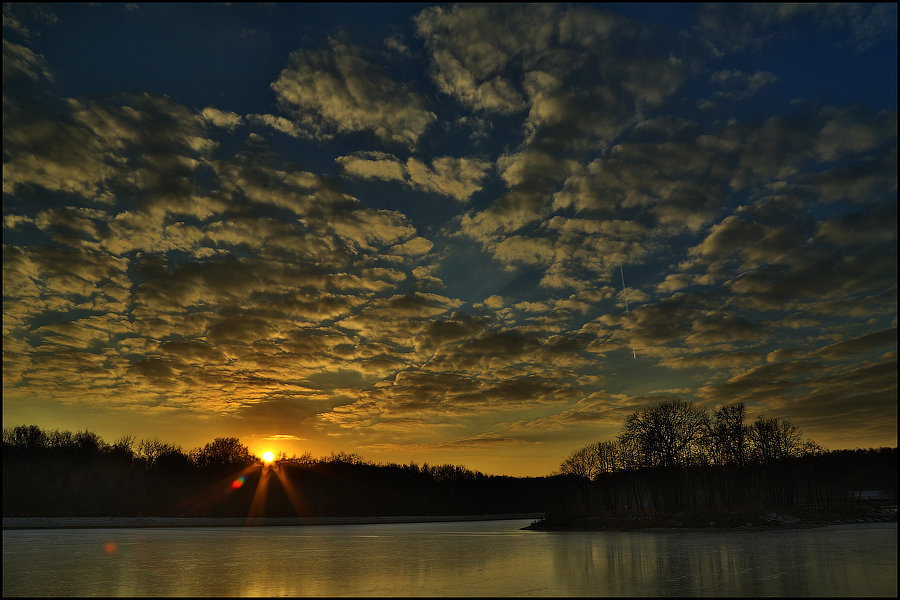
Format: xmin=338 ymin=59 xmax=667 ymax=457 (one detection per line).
xmin=3 ymin=425 xmax=48 ymax=450
xmin=708 ymin=402 xmax=750 ymax=466
xmin=559 ymin=442 xmax=602 ymax=514
xmin=73 ymin=429 xmax=106 ymax=453
xmin=192 ymin=437 xmax=253 ymax=469
xmin=595 ymin=439 xmax=622 ymax=474
xmin=138 ymin=438 xmax=186 ymax=468
xmin=559 ymin=443 xmax=601 ymax=479
xmin=109 ymin=435 xmax=136 ymax=460
xmin=619 ymin=399 xmax=707 ymax=469
xmin=749 ymin=416 xmax=802 ymax=464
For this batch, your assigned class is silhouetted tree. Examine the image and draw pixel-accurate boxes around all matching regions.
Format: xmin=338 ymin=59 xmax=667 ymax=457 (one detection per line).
xmin=3 ymin=425 xmax=48 ymax=450
xmin=749 ymin=416 xmax=802 ymax=463
xmin=326 ymin=450 xmax=366 ymax=465
xmin=138 ymin=438 xmax=186 ymax=466
xmin=595 ymin=440 xmax=623 ymax=474
xmin=707 ymin=402 xmax=750 ymax=467
xmin=619 ymin=399 xmax=707 ymax=469
xmin=72 ymin=429 xmax=106 ymax=454
xmin=559 ymin=442 xmax=602 ymax=514
xmin=109 ymin=435 xmax=136 ymax=461
xmin=4 ymin=422 xmax=895 ymax=522
xmin=191 ymin=437 xmax=252 ymax=469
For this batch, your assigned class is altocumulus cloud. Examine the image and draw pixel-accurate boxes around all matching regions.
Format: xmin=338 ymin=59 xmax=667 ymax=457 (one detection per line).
xmin=2 ymin=3 xmax=896 ymax=474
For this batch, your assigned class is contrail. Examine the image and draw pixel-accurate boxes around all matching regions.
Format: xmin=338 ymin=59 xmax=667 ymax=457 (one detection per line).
xmin=620 ymin=266 xmax=636 ymax=359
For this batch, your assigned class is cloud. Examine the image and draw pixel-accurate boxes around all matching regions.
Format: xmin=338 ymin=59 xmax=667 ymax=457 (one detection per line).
xmin=384 ymin=33 xmax=410 ymax=56
xmin=2 ymin=39 xmax=53 ymax=82
xmin=2 ymin=3 xmax=896 ymax=468
xmin=355 ymin=430 xmax=530 ymax=462
xmin=459 ymin=149 xmax=577 ymax=245
xmin=2 ymin=4 xmax=59 ymax=39
xmin=694 ymin=352 xmax=898 ymax=448
xmin=270 ymin=36 xmax=436 ymax=146
xmin=668 ymin=192 xmax=896 ymax=317
xmin=811 ymin=328 xmax=898 ymax=362
xmin=815 ymin=200 xmax=897 ymax=245
xmin=491 ymin=236 xmax=555 ymax=268
xmin=319 ymin=368 xmax=578 ymax=432
xmin=392 ymin=236 xmax=434 ymax=257
xmin=458 ymin=102 xmax=897 ymax=294
xmin=314 ymin=316 xmax=598 ymax=433
xmin=263 ymin=433 xmax=305 ymax=442
xmin=483 ymin=295 xmax=504 ymax=309
xmin=328 ymin=208 xmax=418 ymax=250
xmin=802 ymin=150 xmax=897 ymax=206
xmin=694 ymin=3 xmax=898 ymax=54
xmin=414 ymin=4 xmax=537 ymax=114
xmin=2 ymin=82 xmax=455 ymax=418
xmin=814 ymin=106 xmax=897 ymax=162
xmin=336 ymin=151 xmax=407 ymax=182
xmin=658 ymin=352 xmax=762 ymax=370
xmin=201 ymin=106 xmax=243 ymax=130
xmin=406 ymin=156 xmax=491 ymax=202
xmin=414 ymin=313 xmax=485 ymax=352
xmin=697 ymin=360 xmax=825 ymax=404
xmin=507 ymin=392 xmax=652 ymax=434
xmin=3 ymin=91 xmax=214 ymax=214
xmin=433 ymin=432 xmax=528 ymax=448
xmin=711 ymin=69 xmax=777 ymax=100
xmin=416 ymin=3 xmax=682 ymax=149
xmin=337 ymin=152 xmax=491 ymax=201
xmin=245 ymin=113 xmax=308 ymax=138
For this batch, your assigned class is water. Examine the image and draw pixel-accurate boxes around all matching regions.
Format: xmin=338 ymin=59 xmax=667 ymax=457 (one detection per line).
xmin=3 ymin=520 xmax=896 ymax=597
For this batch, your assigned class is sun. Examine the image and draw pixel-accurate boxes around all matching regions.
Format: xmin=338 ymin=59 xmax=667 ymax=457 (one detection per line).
xmin=262 ymin=451 xmax=275 ymax=464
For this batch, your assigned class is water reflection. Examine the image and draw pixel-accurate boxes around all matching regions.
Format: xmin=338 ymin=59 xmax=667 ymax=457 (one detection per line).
xmin=549 ymin=525 xmax=897 ymax=597
xmin=3 ymin=521 xmax=896 ymax=597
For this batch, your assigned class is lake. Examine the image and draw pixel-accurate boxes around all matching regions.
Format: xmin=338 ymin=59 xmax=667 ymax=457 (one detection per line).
xmin=3 ymin=519 xmax=896 ymax=597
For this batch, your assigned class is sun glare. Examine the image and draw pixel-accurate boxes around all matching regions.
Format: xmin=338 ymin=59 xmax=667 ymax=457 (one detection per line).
xmin=262 ymin=451 xmax=275 ymax=464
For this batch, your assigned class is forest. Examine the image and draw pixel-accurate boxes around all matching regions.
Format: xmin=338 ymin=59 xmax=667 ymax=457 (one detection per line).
xmin=1 ymin=425 xmax=559 ymax=518
xmin=548 ymin=400 xmax=897 ymax=526
xmin=3 ymin=399 xmax=896 ymax=523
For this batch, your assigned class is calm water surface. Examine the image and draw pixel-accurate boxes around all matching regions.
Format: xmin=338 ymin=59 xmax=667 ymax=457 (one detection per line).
xmin=3 ymin=520 xmax=896 ymax=597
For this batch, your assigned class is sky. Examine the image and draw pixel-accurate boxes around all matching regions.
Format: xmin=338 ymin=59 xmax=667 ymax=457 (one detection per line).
xmin=2 ymin=3 xmax=897 ymax=477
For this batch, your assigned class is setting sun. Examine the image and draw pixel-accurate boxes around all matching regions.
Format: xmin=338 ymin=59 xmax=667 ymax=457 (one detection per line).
xmin=262 ymin=451 xmax=275 ymax=464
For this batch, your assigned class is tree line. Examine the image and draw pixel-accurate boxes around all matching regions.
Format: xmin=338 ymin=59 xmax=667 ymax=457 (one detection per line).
xmin=2 ymin=425 xmax=559 ymax=518
xmin=555 ymin=400 xmax=897 ymax=520
xmin=3 ymin=410 xmax=895 ymax=521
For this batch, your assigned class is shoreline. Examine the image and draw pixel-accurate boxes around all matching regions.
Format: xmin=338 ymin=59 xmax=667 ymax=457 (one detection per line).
xmin=523 ymin=507 xmax=897 ymax=532
xmin=2 ymin=512 xmax=544 ymax=530
xmin=524 ymin=519 xmax=898 ymax=533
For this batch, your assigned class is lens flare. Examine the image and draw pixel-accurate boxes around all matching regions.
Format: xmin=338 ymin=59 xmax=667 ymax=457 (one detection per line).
xmin=104 ymin=541 xmax=117 ymax=555
xmin=231 ymin=476 xmax=245 ymax=489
